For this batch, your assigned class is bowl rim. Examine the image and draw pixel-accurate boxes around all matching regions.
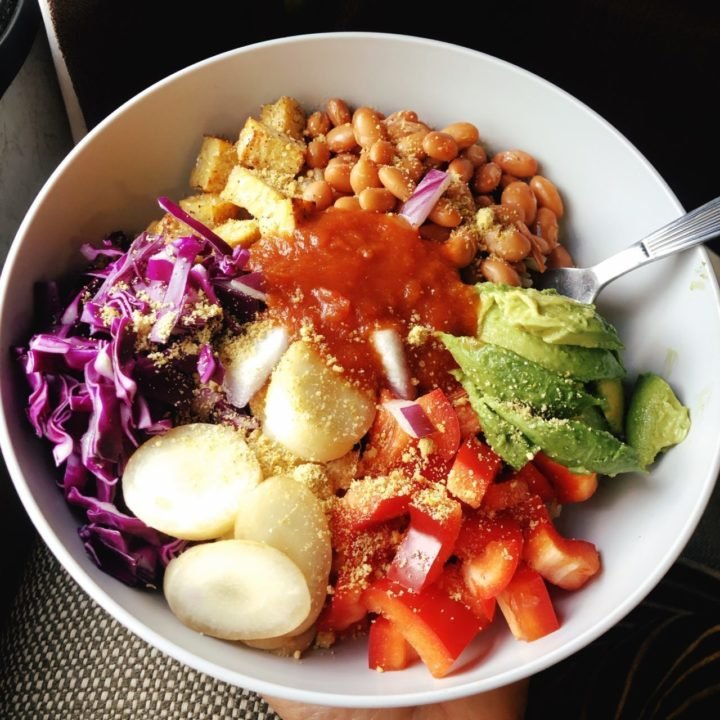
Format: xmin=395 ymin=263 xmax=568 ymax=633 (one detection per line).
xmin=2 ymin=30 xmax=719 ymax=708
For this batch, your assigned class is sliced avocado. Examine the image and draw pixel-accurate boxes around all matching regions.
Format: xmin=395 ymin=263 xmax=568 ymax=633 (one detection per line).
xmin=484 ymin=397 xmax=642 ymax=476
xmin=476 ymin=283 xmax=623 ymax=350
xmin=459 ymin=377 xmax=539 ymax=469
xmin=595 ymin=377 xmax=625 ymax=436
xmin=575 ymin=405 xmax=611 ymax=433
xmin=440 ymin=334 xmax=603 ymax=417
xmin=626 ymin=373 xmax=690 ymax=469
xmin=480 ymin=309 xmax=626 ymax=381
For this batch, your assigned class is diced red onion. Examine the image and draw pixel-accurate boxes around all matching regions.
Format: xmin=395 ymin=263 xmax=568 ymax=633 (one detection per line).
xmin=398 ymin=169 xmax=452 ymax=228
xmin=215 ymin=276 xmax=267 ymax=303
xmin=383 ymin=399 xmax=435 ymax=439
xmin=157 ymin=196 xmax=233 ymax=255
xmin=371 ymin=327 xmax=415 ymax=400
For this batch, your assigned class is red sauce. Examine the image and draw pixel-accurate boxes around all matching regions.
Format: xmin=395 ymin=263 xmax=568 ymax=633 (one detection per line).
xmin=250 ymin=209 xmax=478 ymax=391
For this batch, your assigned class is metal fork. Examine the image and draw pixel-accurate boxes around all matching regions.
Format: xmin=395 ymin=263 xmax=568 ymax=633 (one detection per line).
xmin=534 ymin=196 xmax=720 ymax=303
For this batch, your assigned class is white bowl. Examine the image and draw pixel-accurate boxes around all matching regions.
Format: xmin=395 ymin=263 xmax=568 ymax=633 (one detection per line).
xmin=1 ymin=32 xmax=719 ymax=708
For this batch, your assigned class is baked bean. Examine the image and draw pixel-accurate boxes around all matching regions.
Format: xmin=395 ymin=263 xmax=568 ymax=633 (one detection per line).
xmin=306 ymin=111 xmax=331 ymax=138
xmin=306 ymin=139 xmax=330 ymax=169
xmin=302 ymin=181 xmax=334 ymax=211
xmin=385 ymin=117 xmax=429 ymax=141
xmin=529 ymin=231 xmax=552 ymax=256
xmin=493 ymin=150 xmax=538 ymax=177
xmin=473 ymin=162 xmax=502 ymax=193
xmin=429 ymin=198 xmax=462 ymax=228
xmin=396 ymin=156 xmax=425 ymax=182
xmin=441 ymin=227 xmax=478 ymax=267
xmin=396 ymin=130 xmax=428 ymax=159
xmin=547 ymin=245 xmax=575 ymax=269
xmin=463 ymin=144 xmax=488 ymax=166
xmin=385 ymin=110 xmax=419 ymax=125
xmin=359 ymin=187 xmax=397 ymax=213
xmin=326 ymin=98 xmax=351 ymax=127
xmin=352 ymin=107 xmax=387 ymax=148
xmin=326 ymin=123 xmax=358 ymax=153
xmin=350 ymin=156 xmax=381 ymax=194
xmin=500 ymin=173 xmax=520 ymax=189
xmin=492 ymin=203 xmax=523 ymax=225
xmin=501 ymin=181 xmax=537 ymax=224
xmin=378 ymin=165 xmax=414 ymax=202
xmin=475 ymin=194 xmax=494 ymax=208
xmin=422 ymin=131 xmax=459 ymax=162
xmin=480 ymin=257 xmax=522 ymax=286
xmin=441 ymin=122 xmax=480 ymax=150
xmin=447 ymin=157 xmax=474 ymax=183
xmin=529 ymin=175 xmax=565 ymax=218
xmin=419 ymin=223 xmax=452 ymax=242
xmin=369 ymin=139 xmax=395 ymax=165
xmin=485 ymin=227 xmax=532 ymax=262
xmin=534 ymin=207 xmax=559 ymax=248
xmin=324 ymin=155 xmax=356 ymax=193
xmin=334 ymin=195 xmax=362 ymax=211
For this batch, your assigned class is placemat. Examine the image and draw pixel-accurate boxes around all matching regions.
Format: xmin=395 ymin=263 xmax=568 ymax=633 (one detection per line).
xmin=0 ymin=539 xmax=280 ymax=720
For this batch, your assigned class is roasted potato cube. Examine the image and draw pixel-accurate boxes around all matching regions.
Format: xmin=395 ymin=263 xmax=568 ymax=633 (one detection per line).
xmin=236 ymin=117 xmax=306 ymax=177
xmin=213 ymin=218 xmax=261 ymax=248
xmin=189 ymin=136 xmax=237 ymax=193
xmin=147 ymin=213 xmax=186 ymax=240
xmin=221 ymin=166 xmax=310 ymax=237
xmin=259 ymin=96 xmax=306 ymax=140
xmin=179 ymin=193 xmax=240 ymax=228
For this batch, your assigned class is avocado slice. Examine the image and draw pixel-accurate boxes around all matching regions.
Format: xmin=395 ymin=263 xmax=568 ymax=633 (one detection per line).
xmin=626 ymin=373 xmax=690 ymax=469
xmin=459 ymin=378 xmax=539 ymax=469
xmin=479 ymin=309 xmax=626 ymax=381
xmin=476 ymin=283 xmax=623 ymax=350
xmin=440 ymin=334 xmax=603 ymax=417
xmin=595 ymin=377 xmax=625 ymax=436
xmin=484 ymin=397 xmax=642 ymax=476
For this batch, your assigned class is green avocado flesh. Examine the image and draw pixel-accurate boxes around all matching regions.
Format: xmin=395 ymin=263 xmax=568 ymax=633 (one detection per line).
xmin=437 ymin=284 xmax=685 ymax=476
xmin=626 ymin=373 xmax=690 ymax=469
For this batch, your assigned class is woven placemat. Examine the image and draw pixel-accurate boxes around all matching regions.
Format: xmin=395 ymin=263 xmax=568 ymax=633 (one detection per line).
xmin=0 ymin=539 xmax=280 ymax=720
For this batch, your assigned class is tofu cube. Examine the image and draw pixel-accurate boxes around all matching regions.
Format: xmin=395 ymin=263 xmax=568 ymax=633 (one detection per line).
xmin=189 ymin=135 xmax=237 ymax=193
xmin=259 ymin=96 xmax=307 ymax=140
xmin=213 ymin=219 xmax=261 ymax=248
xmin=179 ymin=193 xmax=240 ymax=228
xmin=236 ymin=117 xmax=306 ymax=177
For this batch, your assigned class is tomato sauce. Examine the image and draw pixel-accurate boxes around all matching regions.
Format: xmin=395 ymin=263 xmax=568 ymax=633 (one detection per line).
xmin=250 ymin=209 xmax=478 ymax=391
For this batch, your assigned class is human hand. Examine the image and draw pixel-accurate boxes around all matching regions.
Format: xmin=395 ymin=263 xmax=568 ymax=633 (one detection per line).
xmin=264 ymin=678 xmax=528 ymax=720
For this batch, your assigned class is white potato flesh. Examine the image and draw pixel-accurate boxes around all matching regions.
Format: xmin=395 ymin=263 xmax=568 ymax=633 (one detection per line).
xmin=262 ymin=341 xmax=376 ymax=462
xmin=243 ymin=624 xmax=317 ymax=656
xmin=123 ymin=423 xmax=262 ymax=540
xmin=234 ymin=475 xmax=331 ymax=636
xmin=164 ymin=539 xmax=311 ymax=641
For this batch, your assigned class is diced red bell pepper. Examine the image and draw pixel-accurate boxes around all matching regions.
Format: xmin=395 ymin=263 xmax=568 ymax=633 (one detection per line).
xmin=359 ymin=390 xmax=413 ymax=477
xmin=340 ymin=473 xmax=422 ymax=530
xmin=415 ymin=388 xmax=462 ymax=480
xmin=496 ymin=563 xmax=560 ymax=642
xmin=317 ymin=581 xmax=367 ymax=633
xmin=482 ymin=478 xmax=531 ymax=512
xmin=532 ymin=452 xmax=598 ymax=503
xmin=510 ymin=461 xmax=556 ymax=502
xmin=446 ymin=387 xmax=482 ymax=438
xmin=387 ymin=483 xmax=462 ymax=592
xmin=362 ymin=577 xmax=485 ymax=678
xmin=456 ymin=512 xmax=524 ymax=599
xmin=368 ymin=616 xmax=419 ymax=672
xmin=435 ymin=563 xmax=496 ymax=626
xmin=447 ymin=437 xmax=503 ymax=508
xmin=387 ymin=484 xmax=462 ymax=592
xmin=524 ymin=520 xmax=601 ymax=590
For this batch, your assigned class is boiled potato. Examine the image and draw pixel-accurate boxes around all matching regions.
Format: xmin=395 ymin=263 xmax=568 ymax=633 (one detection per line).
xmin=243 ymin=625 xmax=317 ymax=656
xmin=123 ymin=423 xmax=261 ymax=540
xmin=234 ymin=475 xmax=331 ymax=636
xmin=262 ymin=341 xmax=376 ymax=462
xmin=164 ymin=539 xmax=311 ymax=640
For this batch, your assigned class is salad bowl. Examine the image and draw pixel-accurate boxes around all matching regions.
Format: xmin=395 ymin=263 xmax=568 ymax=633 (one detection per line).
xmin=1 ymin=32 xmax=719 ymax=708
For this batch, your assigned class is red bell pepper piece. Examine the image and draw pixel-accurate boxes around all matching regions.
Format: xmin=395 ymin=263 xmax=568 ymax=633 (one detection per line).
xmin=435 ymin=563 xmax=496 ymax=626
xmin=340 ymin=473 xmax=422 ymax=530
xmin=446 ymin=387 xmax=482 ymax=438
xmin=482 ymin=478 xmax=531 ymax=512
xmin=456 ymin=512 xmax=524 ymax=599
xmin=387 ymin=484 xmax=462 ymax=592
xmin=510 ymin=461 xmax=556 ymax=502
xmin=446 ymin=437 xmax=503 ymax=508
xmin=362 ymin=577 xmax=485 ymax=678
xmin=496 ymin=563 xmax=560 ymax=641
xmin=367 ymin=616 xmax=419 ymax=672
xmin=532 ymin=452 xmax=598 ymax=503
xmin=317 ymin=581 xmax=367 ymax=633
xmin=524 ymin=520 xmax=601 ymax=590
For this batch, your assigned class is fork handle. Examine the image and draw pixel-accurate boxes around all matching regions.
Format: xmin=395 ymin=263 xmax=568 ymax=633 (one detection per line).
xmin=591 ymin=196 xmax=720 ymax=288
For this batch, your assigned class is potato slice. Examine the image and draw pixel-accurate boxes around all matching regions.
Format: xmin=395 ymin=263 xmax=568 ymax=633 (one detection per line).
xmin=164 ymin=539 xmax=311 ymax=641
xmin=243 ymin=625 xmax=316 ymax=656
xmin=262 ymin=341 xmax=376 ymax=462
xmin=123 ymin=423 xmax=261 ymax=540
xmin=234 ymin=475 xmax=331 ymax=635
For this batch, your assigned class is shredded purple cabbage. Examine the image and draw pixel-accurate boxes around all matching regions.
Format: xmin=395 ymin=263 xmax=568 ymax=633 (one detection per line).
xmin=19 ymin=221 xmax=261 ymax=587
